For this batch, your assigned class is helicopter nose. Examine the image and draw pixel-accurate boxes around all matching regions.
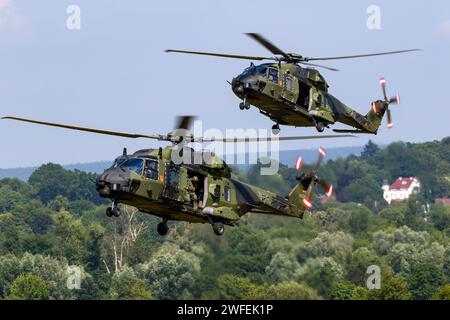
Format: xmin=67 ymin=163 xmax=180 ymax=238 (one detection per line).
xmin=96 ymin=168 xmax=134 ymax=198
xmin=231 ymin=77 xmax=245 ymax=94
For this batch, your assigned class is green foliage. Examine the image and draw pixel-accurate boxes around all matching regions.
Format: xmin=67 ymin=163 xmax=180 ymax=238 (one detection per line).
xmin=109 ymin=267 xmax=152 ymax=300
xmin=330 ymin=280 xmax=356 ymax=300
xmin=217 ymin=274 xmax=258 ymax=300
xmin=0 ymin=138 xmax=449 ymax=300
xmin=407 ymin=263 xmax=445 ymax=300
xmin=5 ymin=273 xmax=50 ymax=300
xmin=29 ymin=163 xmax=102 ymax=204
xmin=431 ymin=283 xmax=450 ymax=300
xmin=142 ymin=243 xmax=201 ymax=299
xmin=367 ymin=271 xmax=411 ymax=300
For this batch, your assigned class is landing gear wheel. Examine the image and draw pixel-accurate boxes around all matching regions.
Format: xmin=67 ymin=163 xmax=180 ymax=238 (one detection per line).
xmin=271 ymin=124 xmax=280 ymax=135
xmin=112 ymin=207 xmax=121 ymax=217
xmin=157 ymin=222 xmax=169 ymax=236
xmin=106 ymin=207 xmax=113 ymax=217
xmin=212 ymin=222 xmax=225 ymax=236
xmin=239 ymin=101 xmax=251 ymax=110
xmin=315 ymin=122 xmax=325 ymax=133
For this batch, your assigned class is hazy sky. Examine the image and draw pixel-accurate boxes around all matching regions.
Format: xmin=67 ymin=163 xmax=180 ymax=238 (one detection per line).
xmin=0 ymin=0 xmax=449 ymax=168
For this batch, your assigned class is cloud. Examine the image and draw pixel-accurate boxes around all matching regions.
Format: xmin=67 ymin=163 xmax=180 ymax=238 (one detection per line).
xmin=0 ymin=0 xmax=24 ymax=29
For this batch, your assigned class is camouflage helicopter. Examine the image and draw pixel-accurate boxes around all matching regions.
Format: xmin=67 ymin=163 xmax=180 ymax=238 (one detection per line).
xmin=2 ymin=116 xmax=350 ymax=236
xmin=166 ymin=33 xmax=420 ymax=134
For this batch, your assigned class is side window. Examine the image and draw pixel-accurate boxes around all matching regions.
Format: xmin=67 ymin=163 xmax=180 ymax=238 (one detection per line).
xmin=224 ymin=186 xmax=231 ymax=202
xmin=285 ymin=74 xmax=294 ymax=91
xmin=214 ymin=185 xmax=221 ymax=199
xmin=144 ymin=160 xmax=159 ymax=180
xmin=267 ymin=68 xmax=278 ymax=83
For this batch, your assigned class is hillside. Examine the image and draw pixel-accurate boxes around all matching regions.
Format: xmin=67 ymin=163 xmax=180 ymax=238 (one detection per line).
xmin=0 ymin=138 xmax=449 ymax=300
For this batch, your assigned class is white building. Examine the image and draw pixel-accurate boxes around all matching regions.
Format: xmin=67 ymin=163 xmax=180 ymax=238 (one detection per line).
xmin=382 ymin=177 xmax=421 ymax=204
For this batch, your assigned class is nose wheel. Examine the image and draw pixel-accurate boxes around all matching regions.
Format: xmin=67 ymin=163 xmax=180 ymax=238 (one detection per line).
xmin=239 ymin=97 xmax=250 ymax=110
xmin=106 ymin=200 xmax=121 ymax=217
xmin=157 ymin=221 xmax=169 ymax=236
xmin=271 ymin=124 xmax=280 ymax=135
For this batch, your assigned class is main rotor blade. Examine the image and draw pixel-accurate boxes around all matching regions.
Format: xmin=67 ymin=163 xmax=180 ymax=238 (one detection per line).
xmin=300 ymin=62 xmax=340 ymax=72
xmin=305 ymin=49 xmax=421 ymax=62
xmin=175 ymin=116 xmax=195 ymax=131
xmin=165 ymin=49 xmax=274 ymax=61
xmin=2 ymin=117 xmax=164 ymax=140
xmin=195 ymin=134 xmax=355 ymax=143
xmin=245 ymin=33 xmax=291 ymax=61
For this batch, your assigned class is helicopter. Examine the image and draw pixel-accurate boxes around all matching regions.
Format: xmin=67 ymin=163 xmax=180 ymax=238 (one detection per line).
xmin=166 ymin=33 xmax=420 ymax=134
xmin=2 ymin=116 xmax=351 ymax=236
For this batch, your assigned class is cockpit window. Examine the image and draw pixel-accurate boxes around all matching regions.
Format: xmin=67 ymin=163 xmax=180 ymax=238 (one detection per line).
xmin=144 ymin=160 xmax=159 ymax=180
xmin=242 ymin=65 xmax=268 ymax=77
xmin=120 ymin=158 xmax=144 ymax=174
xmin=110 ymin=156 xmax=127 ymax=169
xmin=268 ymin=68 xmax=278 ymax=83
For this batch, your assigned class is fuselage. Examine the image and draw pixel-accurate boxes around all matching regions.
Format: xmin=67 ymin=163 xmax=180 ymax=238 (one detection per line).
xmin=95 ymin=146 xmax=299 ymax=226
xmin=231 ymin=62 xmax=375 ymax=132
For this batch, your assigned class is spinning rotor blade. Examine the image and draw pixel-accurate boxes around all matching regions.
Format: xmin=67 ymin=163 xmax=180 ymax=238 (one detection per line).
xmin=165 ymin=49 xmax=274 ymax=61
xmin=380 ymin=77 xmax=388 ymax=101
xmin=305 ymin=49 xmax=421 ymax=62
xmin=386 ymin=109 xmax=393 ymax=129
xmin=175 ymin=116 xmax=195 ymax=131
xmin=2 ymin=117 xmax=165 ymax=140
xmin=300 ymin=62 xmax=340 ymax=72
xmin=245 ymin=33 xmax=291 ymax=61
xmin=314 ymin=147 xmax=327 ymax=171
xmin=318 ymin=179 xmax=334 ymax=197
xmin=195 ymin=134 xmax=355 ymax=143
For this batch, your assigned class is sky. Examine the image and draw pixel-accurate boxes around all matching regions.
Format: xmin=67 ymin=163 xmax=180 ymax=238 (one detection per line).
xmin=0 ymin=0 xmax=449 ymax=168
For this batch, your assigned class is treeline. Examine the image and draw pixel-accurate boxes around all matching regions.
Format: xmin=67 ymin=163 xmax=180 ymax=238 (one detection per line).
xmin=0 ymin=138 xmax=449 ymax=300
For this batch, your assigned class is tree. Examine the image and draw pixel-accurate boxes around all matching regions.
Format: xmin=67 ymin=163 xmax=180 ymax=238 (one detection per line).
xmin=361 ymin=140 xmax=380 ymax=160
xmin=267 ymin=281 xmax=321 ymax=300
xmin=330 ymin=280 xmax=356 ymax=300
xmin=217 ymin=274 xmax=257 ymax=300
xmin=348 ymin=205 xmax=371 ymax=234
xmin=101 ymin=206 xmax=150 ymax=273
xmin=431 ymin=284 xmax=450 ymax=300
xmin=5 ymin=273 xmax=50 ymax=300
xmin=142 ymin=243 xmax=201 ymax=299
xmin=347 ymin=247 xmax=379 ymax=285
xmin=379 ymin=205 xmax=406 ymax=227
xmin=109 ymin=267 xmax=152 ymax=300
xmin=29 ymin=163 xmax=101 ymax=204
xmin=407 ymin=263 xmax=445 ymax=300
xmin=367 ymin=272 xmax=411 ymax=300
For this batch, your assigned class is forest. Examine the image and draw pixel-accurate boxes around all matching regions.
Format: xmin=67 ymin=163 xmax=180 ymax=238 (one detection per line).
xmin=0 ymin=138 xmax=449 ymax=300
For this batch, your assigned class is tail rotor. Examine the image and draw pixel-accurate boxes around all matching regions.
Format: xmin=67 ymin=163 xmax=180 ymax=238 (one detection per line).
xmin=377 ymin=77 xmax=400 ymax=129
xmin=294 ymin=147 xmax=334 ymax=211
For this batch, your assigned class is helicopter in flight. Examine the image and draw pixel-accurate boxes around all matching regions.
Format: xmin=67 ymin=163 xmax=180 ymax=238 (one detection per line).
xmin=2 ymin=116 xmax=351 ymax=236
xmin=166 ymin=33 xmax=420 ymax=134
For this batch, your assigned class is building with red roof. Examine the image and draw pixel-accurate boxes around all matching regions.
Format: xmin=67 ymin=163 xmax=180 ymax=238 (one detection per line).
xmin=382 ymin=177 xmax=421 ymax=204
